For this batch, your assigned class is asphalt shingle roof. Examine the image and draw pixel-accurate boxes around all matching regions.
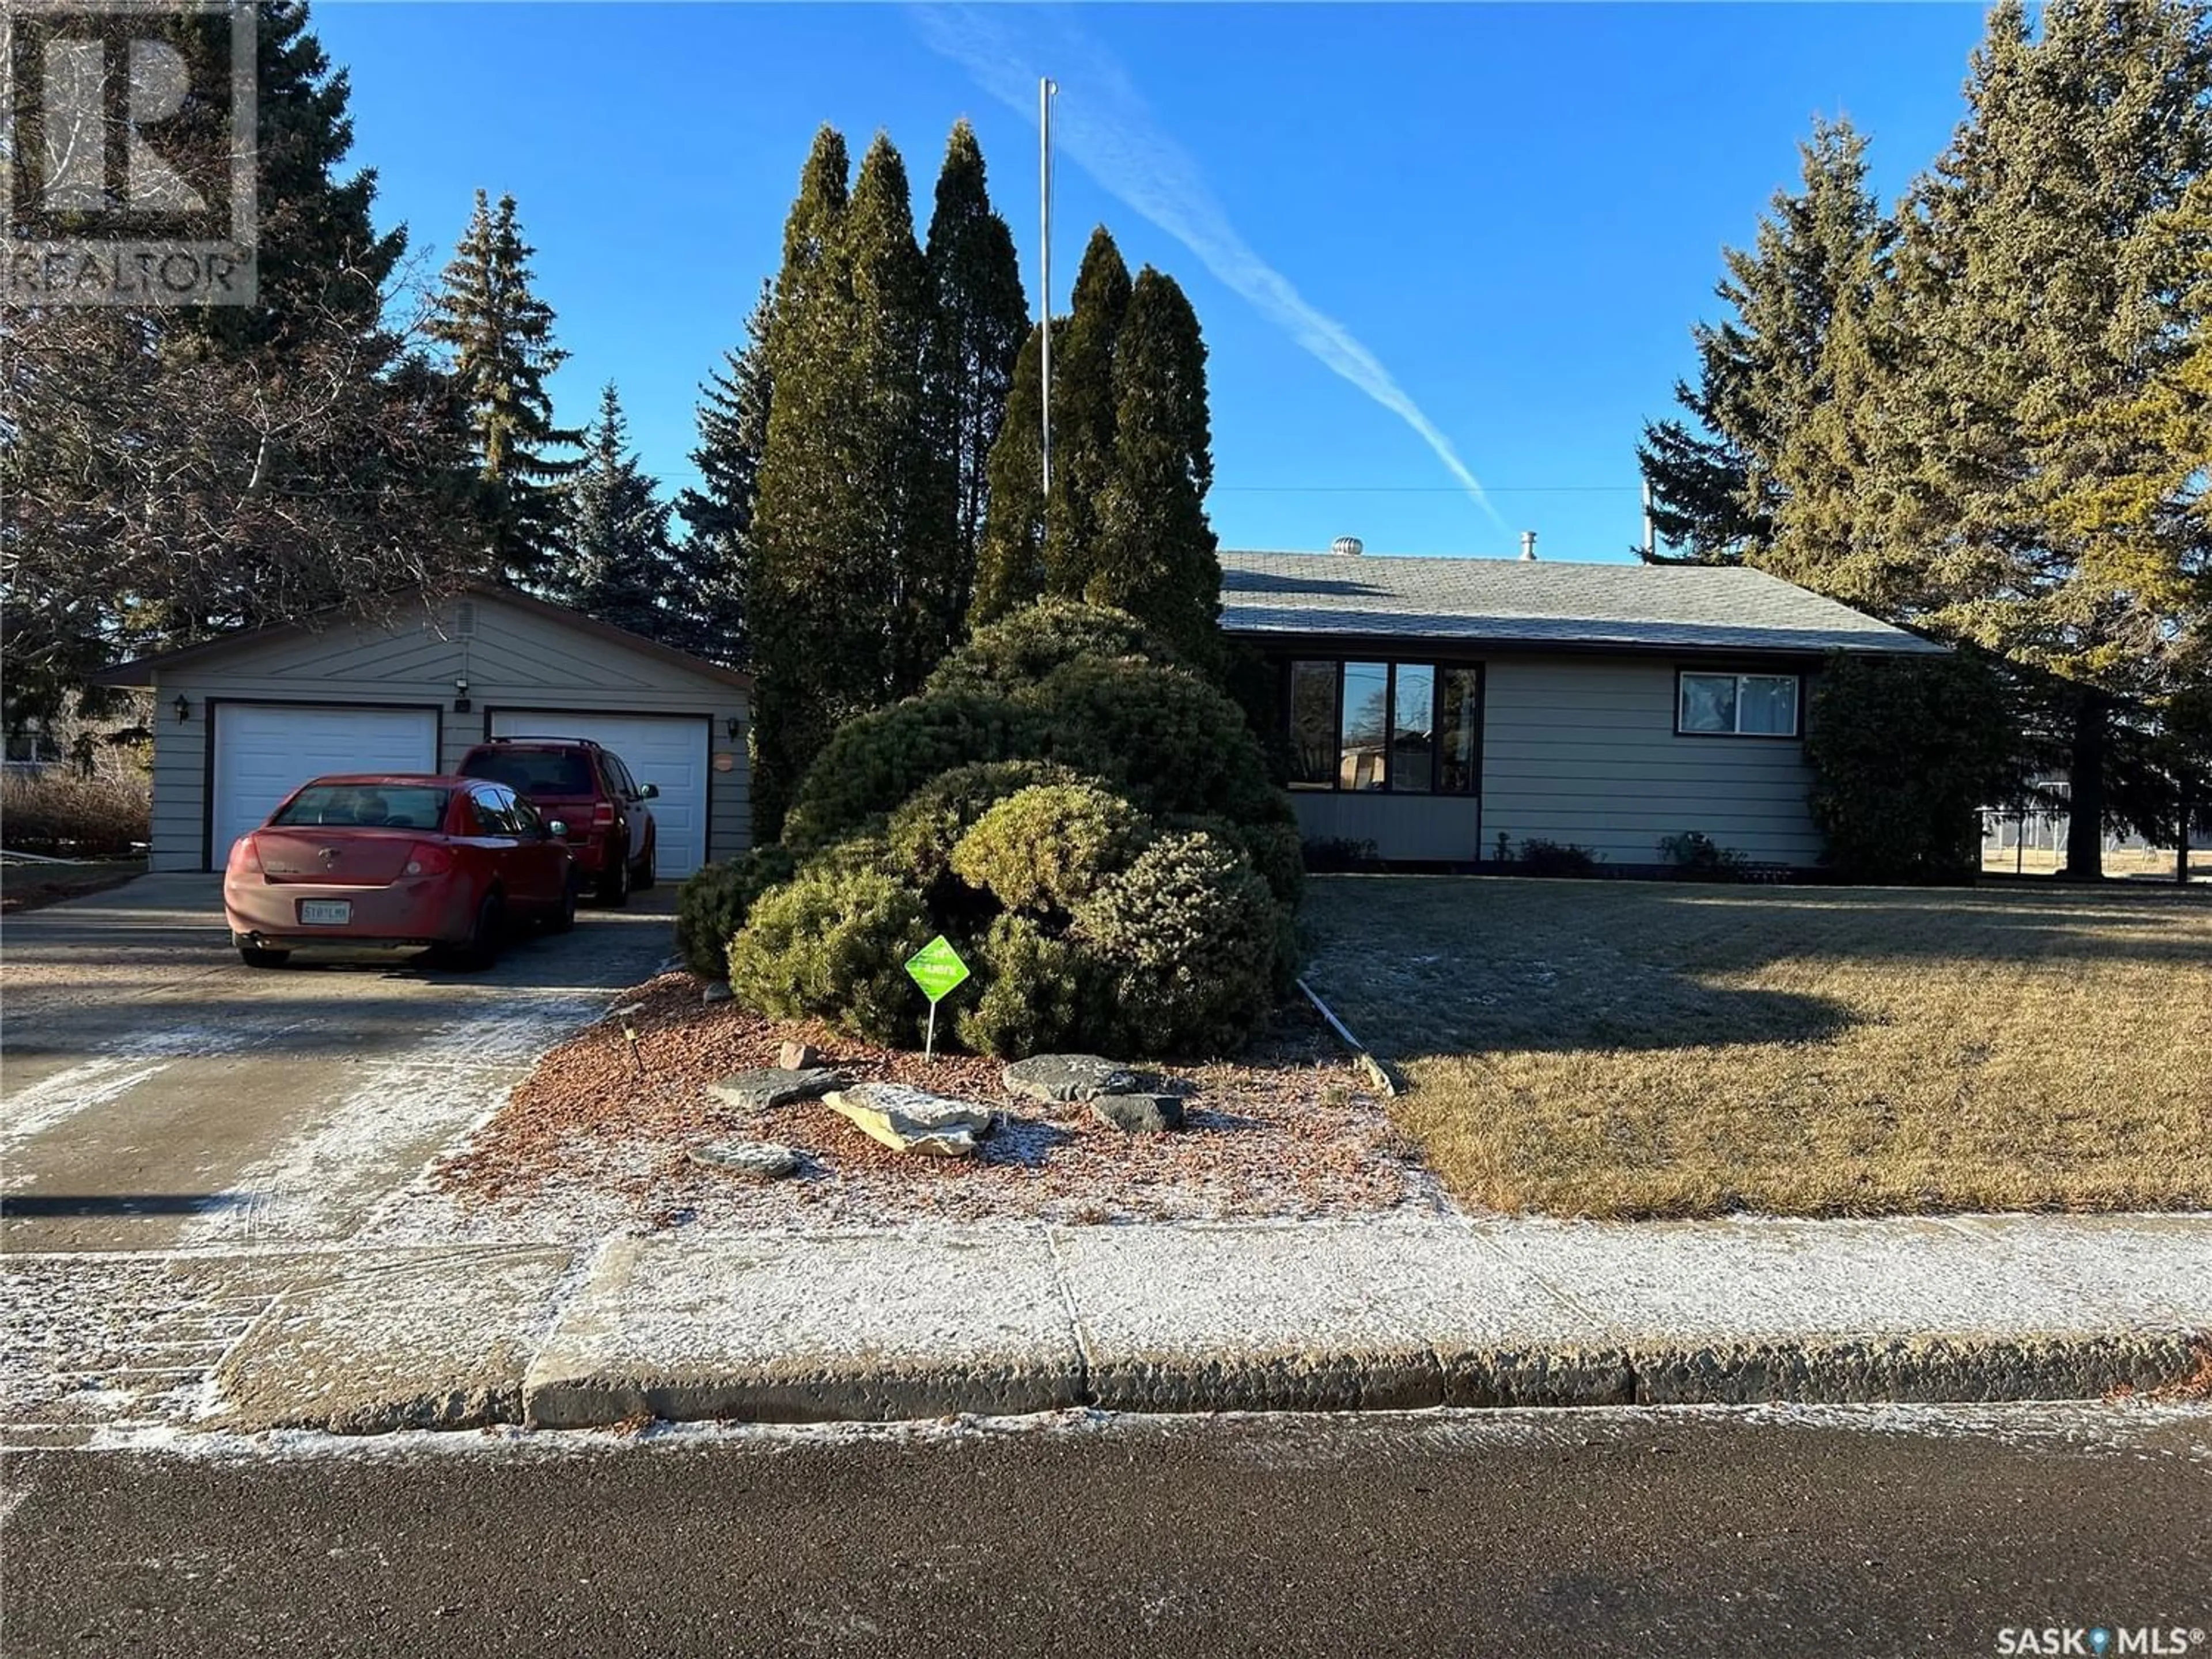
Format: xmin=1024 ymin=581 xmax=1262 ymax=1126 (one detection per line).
xmin=1217 ymin=550 xmax=1944 ymax=656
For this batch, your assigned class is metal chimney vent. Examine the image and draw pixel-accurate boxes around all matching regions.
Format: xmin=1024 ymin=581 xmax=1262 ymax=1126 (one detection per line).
xmin=1331 ymin=536 xmax=1364 ymax=558
xmin=1519 ymin=531 xmax=1538 ymax=562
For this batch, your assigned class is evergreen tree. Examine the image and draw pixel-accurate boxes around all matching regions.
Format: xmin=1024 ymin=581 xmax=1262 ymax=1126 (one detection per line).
xmin=1839 ymin=0 xmax=2212 ymax=878
xmin=676 ymin=281 xmax=775 ymax=665
xmin=1042 ymin=227 xmax=1134 ymax=597
xmin=1637 ymin=119 xmax=1889 ymax=564
xmin=971 ymin=321 xmax=1052 ymax=626
xmin=548 ymin=384 xmax=679 ymax=641
xmin=427 ymin=190 xmax=581 ymax=588
xmin=922 ymin=120 xmax=1030 ymax=651
xmin=1090 ymin=268 xmax=1222 ymax=657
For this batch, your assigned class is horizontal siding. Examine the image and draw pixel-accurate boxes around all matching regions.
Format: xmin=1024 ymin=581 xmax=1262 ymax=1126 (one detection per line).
xmin=141 ymin=595 xmax=751 ymax=869
xmin=1480 ymin=656 xmax=1821 ymax=866
xmin=1290 ymin=792 xmax=1482 ymax=862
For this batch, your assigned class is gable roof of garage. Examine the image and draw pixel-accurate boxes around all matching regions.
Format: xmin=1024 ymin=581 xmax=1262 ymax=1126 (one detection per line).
xmin=1217 ymin=550 xmax=1945 ymax=656
xmin=94 ymin=582 xmax=753 ymax=689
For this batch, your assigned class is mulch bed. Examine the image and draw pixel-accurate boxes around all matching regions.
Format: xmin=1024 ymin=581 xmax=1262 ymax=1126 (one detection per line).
xmin=431 ymin=972 xmax=1441 ymax=1228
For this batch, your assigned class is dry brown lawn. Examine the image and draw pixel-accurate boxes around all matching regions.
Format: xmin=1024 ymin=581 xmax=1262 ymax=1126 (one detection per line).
xmin=1302 ymin=874 xmax=2212 ymax=1220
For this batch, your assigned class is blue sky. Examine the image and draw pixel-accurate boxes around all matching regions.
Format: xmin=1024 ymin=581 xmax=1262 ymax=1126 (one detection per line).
xmin=316 ymin=2 xmax=1993 ymax=565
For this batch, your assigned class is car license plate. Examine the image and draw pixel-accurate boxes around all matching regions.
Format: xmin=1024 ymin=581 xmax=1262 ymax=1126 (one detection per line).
xmin=298 ymin=900 xmax=352 ymax=926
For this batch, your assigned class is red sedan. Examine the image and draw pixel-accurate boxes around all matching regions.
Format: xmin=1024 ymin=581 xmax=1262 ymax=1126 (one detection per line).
xmin=222 ymin=774 xmax=575 ymax=969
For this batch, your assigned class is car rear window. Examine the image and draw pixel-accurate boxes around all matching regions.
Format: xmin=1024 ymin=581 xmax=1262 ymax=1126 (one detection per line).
xmin=460 ymin=747 xmax=593 ymax=795
xmin=272 ymin=785 xmax=451 ymax=830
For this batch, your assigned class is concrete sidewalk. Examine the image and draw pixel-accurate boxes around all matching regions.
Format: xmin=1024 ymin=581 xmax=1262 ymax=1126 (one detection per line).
xmin=173 ymin=1211 xmax=2212 ymax=1434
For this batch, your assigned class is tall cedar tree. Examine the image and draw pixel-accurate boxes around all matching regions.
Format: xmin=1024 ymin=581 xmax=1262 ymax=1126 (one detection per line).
xmin=752 ymin=130 xmax=959 ymax=838
xmin=675 ymin=282 xmax=775 ymax=665
xmin=971 ymin=319 xmax=1054 ymax=624
xmin=548 ymin=384 xmax=680 ymax=641
xmin=922 ymin=120 xmax=1030 ymax=657
xmin=1 ymin=1 xmax=476 ymax=732
xmin=428 ymin=190 xmax=582 ymax=588
xmin=1637 ymin=120 xmax=1889 ymax=565
xmin=1041 ymin=228 xmax=1134 ymax=598
xmin=1816 ymin=0 xmax=2212 ymax=877
xmin=1090 ymin=268 xmax=1222 ymax=658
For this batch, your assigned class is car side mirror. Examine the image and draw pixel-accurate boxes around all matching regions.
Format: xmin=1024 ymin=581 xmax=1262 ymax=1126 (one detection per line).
xmin=546 ymin=820 xmax=568 ymax=839
xmin=640 ymin=783 xmax=660 ymax=800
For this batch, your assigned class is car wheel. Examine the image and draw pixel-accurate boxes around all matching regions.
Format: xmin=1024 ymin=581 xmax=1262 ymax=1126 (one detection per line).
xmin=237 ymin=944 xmax=291 ymax=969
xmin=596 ymin=840 xmax=631 ymax=908
xmin=544 ymin=877 xmax=577 ymax=934
xmin=444 ymin=892 xmax=505 ymax=971
xmin=634 ymin=836 xmax=657 ymax=892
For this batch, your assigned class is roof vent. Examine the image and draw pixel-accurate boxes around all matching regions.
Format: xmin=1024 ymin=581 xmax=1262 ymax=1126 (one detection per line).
xmin=1519 ymin=531 xmax=1538 ymax=562
xmin=454 ymin=600 xmax=478 ymax=638
xmin=1331 ymin=535 xmax=1364 ymax=558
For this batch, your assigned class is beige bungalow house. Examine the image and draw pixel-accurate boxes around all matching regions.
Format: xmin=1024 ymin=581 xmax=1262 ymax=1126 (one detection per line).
xmin=1220 ymin=544 xmax=1944 ymax=870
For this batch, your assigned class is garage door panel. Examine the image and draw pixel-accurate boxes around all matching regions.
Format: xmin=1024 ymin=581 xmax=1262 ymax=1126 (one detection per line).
xmin=212 ymin=704 xmax=437 ymax=868
xmin=487 ymin=712 xmax=709 ymax=878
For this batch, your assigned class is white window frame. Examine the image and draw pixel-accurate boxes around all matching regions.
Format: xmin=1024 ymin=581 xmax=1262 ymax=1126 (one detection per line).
xmin=1676 ymin=670 xmax=1802 ymax=738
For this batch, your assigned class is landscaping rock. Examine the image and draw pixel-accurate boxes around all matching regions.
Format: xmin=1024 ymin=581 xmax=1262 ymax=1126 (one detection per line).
xmin=707 ymin=1068 xmax=850 ymax=1112
xmin=825 ymin=1085 xmax=995 ymax=1158
xmin=1091 ymin=1093 xmax=1185 ymax=1134
xmin=702 ymin=981 xmax=734 ymax=1005
xmin=778 ymin=1039 xmax=823 ymax=1071
xmin=1003 ymin=1054 xmax=1142 ymax=1104
xmin=687 ymin=1138 xmax=800 ymax=1180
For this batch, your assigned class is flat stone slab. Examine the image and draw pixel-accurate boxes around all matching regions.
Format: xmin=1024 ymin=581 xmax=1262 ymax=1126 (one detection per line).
xmin=687 ymin=1137 xmax=800 ymax=1179
xmin=825 ymin=1084 xmax=993 ymax=1157
xmin=213 ymin=1246 xmax=574 ymax=1433
xmin=523 ymin=1230 xmax=1082 ymax=1426
xmin=707 ymin=1067 xmax=849 ymax=1111
xmin=1002 ymin=1054 xmax=1141 ymax=1103
xmin=1091 ymin=1092 xmax=1185 ymax=1134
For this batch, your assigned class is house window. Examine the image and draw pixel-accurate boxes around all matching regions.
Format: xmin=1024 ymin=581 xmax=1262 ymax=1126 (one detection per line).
xmin=1678 ymin=671 xmax=1801 ymax=737
xmin=1285 ymin=659 xmax=1480 ymax=795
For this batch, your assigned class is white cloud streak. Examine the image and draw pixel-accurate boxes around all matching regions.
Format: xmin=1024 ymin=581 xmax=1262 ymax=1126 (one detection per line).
xmin=912 ymin=5 xmax=1505 ymax=531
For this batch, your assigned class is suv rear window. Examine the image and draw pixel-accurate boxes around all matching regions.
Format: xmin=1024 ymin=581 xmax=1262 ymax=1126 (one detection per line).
xmin=460 ymin=746 xmax=593 ymax=796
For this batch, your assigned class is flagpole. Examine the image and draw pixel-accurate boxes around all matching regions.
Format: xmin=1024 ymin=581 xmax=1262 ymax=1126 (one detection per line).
xmin=1039 ymin=75 xmax=1056 ymax=497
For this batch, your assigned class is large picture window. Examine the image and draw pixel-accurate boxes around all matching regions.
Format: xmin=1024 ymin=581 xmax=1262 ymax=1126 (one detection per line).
xmin=1286 ymin=659 xmax=1480 ymax=796
xmin=1677 ymin=671 xmax=1801 ymax=737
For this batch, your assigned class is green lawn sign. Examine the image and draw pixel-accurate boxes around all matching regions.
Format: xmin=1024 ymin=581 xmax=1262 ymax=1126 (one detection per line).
xmin=904 ymin=935 xmax=971 ymax=1060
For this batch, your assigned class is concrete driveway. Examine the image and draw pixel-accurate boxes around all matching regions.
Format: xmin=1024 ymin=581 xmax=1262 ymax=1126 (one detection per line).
xmin=0 ymin=873 xmax=675 ymax=1252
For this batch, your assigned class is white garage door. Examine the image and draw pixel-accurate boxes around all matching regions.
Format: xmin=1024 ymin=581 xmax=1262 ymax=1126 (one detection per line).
xmin=488 ymin=711 xmax=710 ymax=878
xmin=212 ymin=704 xmax=438 ymax=868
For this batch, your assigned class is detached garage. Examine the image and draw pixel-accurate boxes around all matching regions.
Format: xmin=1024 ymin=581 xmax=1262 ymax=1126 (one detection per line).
xmin=97 ymin=586 xmax=753 ymax=875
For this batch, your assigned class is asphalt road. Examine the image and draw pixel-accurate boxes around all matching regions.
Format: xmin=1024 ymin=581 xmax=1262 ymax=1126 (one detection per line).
xmin=5 ymin=1407 xmax=2207 ymax=1657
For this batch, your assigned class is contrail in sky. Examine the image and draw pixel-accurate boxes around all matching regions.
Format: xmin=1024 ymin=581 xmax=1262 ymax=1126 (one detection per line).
xmin=912 ymin=5 xmax=1506 ymax=531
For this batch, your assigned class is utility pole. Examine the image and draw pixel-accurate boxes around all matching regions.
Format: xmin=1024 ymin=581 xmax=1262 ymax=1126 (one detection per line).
xmin=1039 ymin=75 xmax=1056 ymax=496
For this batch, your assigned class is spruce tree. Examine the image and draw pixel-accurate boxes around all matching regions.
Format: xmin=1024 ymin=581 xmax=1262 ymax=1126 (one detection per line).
xmin=971 ymin=320 xmax=1052 ymax=626
xmin=1090 ymin=268 xmax=1222 ymax=658
xmin=428 ymin=190 xmax=581 ymax=588
xmin=922 ymin=120 xmax=1030 ymax=651
xmin=1637 ymin=120 xmax=1889 ymax=564
xmin=1847 ymin=0 xmax=2212 ymax=877
xmin=1042 ymin=227 xmax=1134 ymax=598
xmin=548 ymin=384 xmax=679 ymax=641
xmin=676 ymin=281 xmax=775 ymax=665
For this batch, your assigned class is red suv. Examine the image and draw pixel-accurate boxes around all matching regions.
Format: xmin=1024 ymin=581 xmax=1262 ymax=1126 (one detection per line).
xmin=456 ymin=737 xmax=658 ymax=905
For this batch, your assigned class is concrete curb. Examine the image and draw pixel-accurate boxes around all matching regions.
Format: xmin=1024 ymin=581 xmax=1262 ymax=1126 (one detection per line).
xmin=200 ymin=1214 xmax=2212 ymax=1433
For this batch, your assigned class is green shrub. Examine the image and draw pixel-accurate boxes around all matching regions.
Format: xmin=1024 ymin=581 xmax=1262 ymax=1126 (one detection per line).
xmin=726 ymin=866 xmax=935 ymax=1046
xmin=781 ymin=690 xmax=1046 ymax=853
xmin=1514 ymin=838 xmax=1603 ymax=878
xmin=1806 ymin=652 xmax=2024 ymax=881
xmin=1073 ymin=830 xmax=1285 ymax=1055
xmin=927 ymin=600 xmax=1177 ymax=696
xmin=1020 ymin=655 xmax=1278 ymax=821
xmin=1170 ymin=813 xmax=1305 ymax=908
xmin=674 ymin=844 xmax=798 ymax=978
xmin=1302 ymin=835 xmax=1380 ymax=872
xmin=1655 ymin=830 xmax=1749 ymax=881
xmin=797 ymin=834 xmax=902 ymax=882
xmin=951 ymin=783 xmax=1150 ymax=915
xmin=954 ymin=912 xmax=1098 ymax=1058
xmin=885 ymin=759 xmax=1080 ymax=883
